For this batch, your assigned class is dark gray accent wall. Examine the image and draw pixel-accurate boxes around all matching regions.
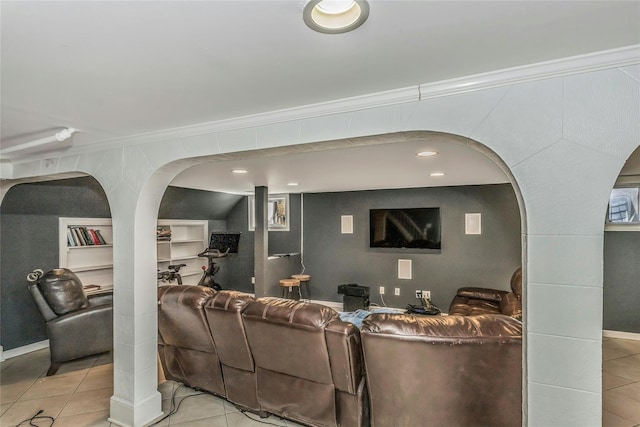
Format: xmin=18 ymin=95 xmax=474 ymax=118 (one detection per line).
xmin=158 ymin=186 xmax=242 ymax=220
xmin=604 ymin=231 xmax=640 ymax=333
xmin=302 ymin=184 xmax=522 ymax=310
xmin=0 ymin=177 xmax=111 ymax=350
xmin=0 ymin=181 xmax=242 ymax=351
xmin=224 ymin=194 xmax=302 ymax=293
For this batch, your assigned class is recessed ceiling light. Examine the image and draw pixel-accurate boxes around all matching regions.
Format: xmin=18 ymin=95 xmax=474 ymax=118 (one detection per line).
xmin=287 ymin=182 xmax=299 ymax=186
xmin=231 ymin=169 xmax=248 ymax=174
xmin=303 ymin=0 xmax=369 ymax=34
xmin=417 ymin=151 xmax=438 ymax=157
xmin=430 ymin=172 xmax=445 ymax=177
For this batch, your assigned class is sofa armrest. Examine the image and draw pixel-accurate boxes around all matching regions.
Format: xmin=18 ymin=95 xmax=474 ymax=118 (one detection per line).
xmin=456 ymin=287 xmax=509 ymax=302
xmin=47 ymin=304 xmax=113 ymax=362
xmin=87 ymin=291 xmax=113 ymax=307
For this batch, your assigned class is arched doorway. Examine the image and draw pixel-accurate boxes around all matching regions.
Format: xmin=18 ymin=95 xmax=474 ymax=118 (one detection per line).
xmin=150 ymin=130 xmax=527 ymax=424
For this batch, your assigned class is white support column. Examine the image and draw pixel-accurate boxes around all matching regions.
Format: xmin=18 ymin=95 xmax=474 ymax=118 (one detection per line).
xmin=107 ymin=186 xmax=163 ymax=427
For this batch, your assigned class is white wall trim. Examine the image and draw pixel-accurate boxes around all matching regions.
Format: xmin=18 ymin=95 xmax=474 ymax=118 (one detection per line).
xmin=604 ymin=224 xmax=640 ymax=232
xmin=109 ymin=393 xmax=163 ymax=427
xmin=0 ymin=340 xmax=49 ymax=361
xmin=419 ymin=45 xmax=640 ymax=100
xmin=603 ymin=330 xmax=640 ymax=341
xmin=8 ymin=45 xmax=639 ymax=170
xmin=61 ymin=86 xmax=421 ymax=155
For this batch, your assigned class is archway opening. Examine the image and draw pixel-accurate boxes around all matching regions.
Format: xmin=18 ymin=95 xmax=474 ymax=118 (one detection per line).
xmin=152 ymin=130 xmax=527 ymax=424
xmin=0 ymin=173 xmax=113 ymax=364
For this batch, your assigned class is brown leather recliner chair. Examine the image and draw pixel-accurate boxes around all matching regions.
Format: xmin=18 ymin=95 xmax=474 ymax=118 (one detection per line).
xmin=204 ymin=290 xmax=261 ymax=413
xmin=157 ymin=285 xmax=225 ymax=396
xmin=28 ymin=268 xmax=113 ymax=376
xmin=361 ymin=313 xmax=522 ymax=427
xmin=242 ymin=297 xmax=369 ymax=427
xmin=449 ymin=267 xmax=522 ymax=319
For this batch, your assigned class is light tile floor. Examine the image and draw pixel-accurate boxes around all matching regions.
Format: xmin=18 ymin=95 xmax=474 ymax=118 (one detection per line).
xmin=602 ymin=337 xmax=640 ymax=427
xmin=0 ymin=349 xmax=302 ymax=427
xmin=1 ymin=337 xmax=638 ymax=426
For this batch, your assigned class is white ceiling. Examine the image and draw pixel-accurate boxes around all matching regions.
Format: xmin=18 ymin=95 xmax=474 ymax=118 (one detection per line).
xmin=171 ymin=136 xmax=510 ymax=194
xmin=2 ymin=1 xmax=639 ymax=192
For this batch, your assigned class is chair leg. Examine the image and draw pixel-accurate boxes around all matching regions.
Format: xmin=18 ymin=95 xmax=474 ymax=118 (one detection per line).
xmin=46 ymin=363 xmax=60 ymax=376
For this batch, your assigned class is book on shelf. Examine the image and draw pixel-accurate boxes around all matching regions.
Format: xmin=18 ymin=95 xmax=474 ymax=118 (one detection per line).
xmin=83 ymin=284 xmax=101 ymax=292
xmin=94 ymin=229 xmax=107 ymax=245
xmin=67 ymin=226 xmax=109 ymax=247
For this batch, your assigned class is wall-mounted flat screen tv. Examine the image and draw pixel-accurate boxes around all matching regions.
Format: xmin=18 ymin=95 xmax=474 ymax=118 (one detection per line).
xmin=370 ymin=208 xmax=441 ymax=250
xmin=209 ymin=233 xmax=241 ymax=253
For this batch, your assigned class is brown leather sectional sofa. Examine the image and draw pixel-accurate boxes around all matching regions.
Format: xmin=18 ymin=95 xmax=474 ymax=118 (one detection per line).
xmin=157 ymin=286 xmax=368 ymax=427
xmin=449 ymin=267 xmax=523 ymax=319
xmin=361 ymin=313 xmax=522 ymax=427
xmin=157 ymin=285 xmax=522 ymax=427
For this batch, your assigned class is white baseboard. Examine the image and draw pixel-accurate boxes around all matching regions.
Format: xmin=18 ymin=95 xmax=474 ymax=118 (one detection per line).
xmin=0 ymin=340 xmax=49 ymax=361
xmin=310 ymin=299 xmax=343 ymax=312
xmin=603 ymin=330 xmax=640 ymax=341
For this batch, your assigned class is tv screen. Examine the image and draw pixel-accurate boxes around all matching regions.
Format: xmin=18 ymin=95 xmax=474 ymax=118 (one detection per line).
xmin=209 ymin=233 xmax=241 ymax=253
xmin=370 ymin=208 xmax=441 ymax=250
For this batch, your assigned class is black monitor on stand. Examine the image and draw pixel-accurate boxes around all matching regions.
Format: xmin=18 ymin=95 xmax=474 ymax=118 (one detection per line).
xmin=208 ymin=233 xmax=241 ymax=253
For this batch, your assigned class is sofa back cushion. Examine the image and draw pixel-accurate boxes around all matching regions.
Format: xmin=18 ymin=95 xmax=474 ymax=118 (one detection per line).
xmin=38 ymin=268 xmax=89 ymax=315
xmin=204 ymin=290 xmax=255 ymax=371
xmin=361 ymin=313 xmax=522 ymax=427
xmin=510 ymin=267 xmax=523 ymax=298
xmin=157 ymin=285 xmax=216 ymax=353
xmin=242 ymin=297 xmax=338 ymax=384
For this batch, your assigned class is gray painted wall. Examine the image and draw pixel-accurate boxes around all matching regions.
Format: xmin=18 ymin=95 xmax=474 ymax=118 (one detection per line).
xmin=604 ymin=231 xmax=640 ymax=333
xmin=302 ymin=184 xmax=522 ymax=310
xmin=0 ymin=179 xmax=238 ymax=350
xmin=0 ymin=177 xmax=112 ymax=350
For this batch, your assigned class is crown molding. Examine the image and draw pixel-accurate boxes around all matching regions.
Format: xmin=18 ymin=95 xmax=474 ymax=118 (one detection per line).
xmin=68 ymin=86 xmax=420 ymax=152
xmin=419 ymin=45 xmax=640 ymax=100
xmin=9 ymin=45 xmax=640 ymax=166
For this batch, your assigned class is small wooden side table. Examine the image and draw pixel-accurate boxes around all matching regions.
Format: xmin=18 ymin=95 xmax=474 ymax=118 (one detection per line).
xmin=279 ymin=278 xmax=301 ymax=300
xmin=291 ymin=274 xmax=311 ymax=300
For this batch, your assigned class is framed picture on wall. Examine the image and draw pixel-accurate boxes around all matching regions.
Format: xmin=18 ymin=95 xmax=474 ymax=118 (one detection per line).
xmin=248 ymin=193 xmax=290 ymax=231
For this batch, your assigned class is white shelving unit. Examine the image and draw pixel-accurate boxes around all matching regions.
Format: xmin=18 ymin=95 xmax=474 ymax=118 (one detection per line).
xmin=59 ymin=217 xmax=113 ymax=292
xmin=157 ymin=219 xmax=208 ymax=286
xmin=59 ymin=218 xmax=208 ymax=290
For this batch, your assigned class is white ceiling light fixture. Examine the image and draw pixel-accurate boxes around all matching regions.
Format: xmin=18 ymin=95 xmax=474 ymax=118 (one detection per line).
xmin=0 ymin=127 xmax=76 ymax=157
xmin=430 ymin=172 xmax=445 ymax=177
xmin=417 ymin=151 xmax=438 ymax=158
xmin=303 ymin=0 xmax=369 ymax=34
xmin=287 ymin=182 xmax=299 ymax=186
xmin=231 ymin=169 xmax=248 ymax=174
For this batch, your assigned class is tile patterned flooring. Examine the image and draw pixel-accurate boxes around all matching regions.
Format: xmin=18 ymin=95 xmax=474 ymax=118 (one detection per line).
xmin=0 ymin=337 xmax=638 ymax=426
xmin=602 ymin=337 xmax=640 ymax=427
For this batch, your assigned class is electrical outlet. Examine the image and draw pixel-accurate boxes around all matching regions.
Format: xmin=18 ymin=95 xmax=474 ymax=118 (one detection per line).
xmin=379 ymin=286 xmax=385 ymax=295
xmin=415 ymin=290 xmax=422 ymax=299
xmin=423 ymin=290 xmax=431 ymax=300
xmin=394 ymin=287 xmax=400 ymax=296
xmin=251 ymin=276 xmax=255 ymax=284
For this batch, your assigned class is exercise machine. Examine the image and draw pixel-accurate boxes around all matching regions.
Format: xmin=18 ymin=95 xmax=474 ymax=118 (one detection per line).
xmin=197 ymin=232 xmax=241 ymax=291
xmin=196 ymin=248 xmax=228 ymax=290
xmin=158 ymin=264 xmax=185 ymax=285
